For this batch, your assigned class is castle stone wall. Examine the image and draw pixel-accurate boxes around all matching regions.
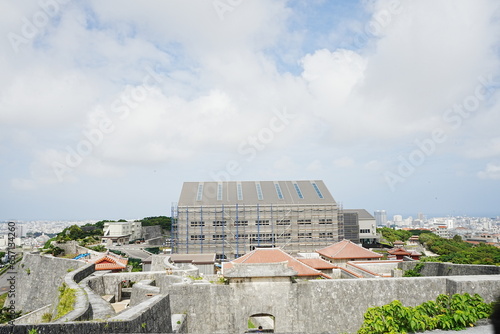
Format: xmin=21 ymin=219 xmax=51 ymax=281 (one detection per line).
xmin=400 ymin=261 xmax=500 ymax=276
xmin=0 ymin=294 xmax=172 ymax=334
xmin=167 ymin=275 xmax=500 ymax=334
xmin=7 ymin=254 xmax=86 ymax=314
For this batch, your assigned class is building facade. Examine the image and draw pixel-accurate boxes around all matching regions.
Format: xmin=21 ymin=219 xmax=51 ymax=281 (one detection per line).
xmin=344 ymin=209 xmax=379 ymax=246
xmin=172 ymin=180 xmax=344 ymax=260
xmin=102 ymin=221 xmax=142 ymax=244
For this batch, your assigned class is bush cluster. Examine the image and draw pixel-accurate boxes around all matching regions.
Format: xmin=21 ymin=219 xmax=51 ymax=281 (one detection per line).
xmin=358 ymin=293 xmax=492 ymax=334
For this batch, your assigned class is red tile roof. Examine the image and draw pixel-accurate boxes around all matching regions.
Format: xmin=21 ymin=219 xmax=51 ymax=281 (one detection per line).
xmin=388 ymin=247 xmax=411 ymax=255
xmin=88 ymin=253 xmax=128 ymax=271
xmin=223 ymin=248 xmax=331 ymax=278
xmin=316 ymin=240 xmax=383 ymax=260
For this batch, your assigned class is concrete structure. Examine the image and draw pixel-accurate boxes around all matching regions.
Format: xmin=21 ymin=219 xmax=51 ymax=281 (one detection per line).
xmin=172 ymin=180 xmax=344 ymax=260
xmin=169 ymin=253 xmax=216 ymax=275
xmin=345 ymin=209 xmax=379 ymax=246
xmin=102 ymin=221 xmax=141 ymax=244
xmin=342 ymin=210 xmax=360 ymax=244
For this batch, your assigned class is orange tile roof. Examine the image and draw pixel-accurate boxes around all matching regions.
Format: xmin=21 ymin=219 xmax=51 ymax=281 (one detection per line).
xmin=316 ymin=240 xmax=383 ymax=260
xmin=88 ymin=254 xmax=128 ymax=271
xmin=297 ymin=258 xmax=335 ymax=270
xmin=388 ymin=247 xmax=411 ymax=255
xmin=223 ymin=248 xmax=330 ymax=278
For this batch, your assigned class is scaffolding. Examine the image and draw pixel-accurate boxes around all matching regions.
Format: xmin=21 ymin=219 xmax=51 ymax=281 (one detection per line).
xmin=172 ymin=202 xmax=343 ymax=260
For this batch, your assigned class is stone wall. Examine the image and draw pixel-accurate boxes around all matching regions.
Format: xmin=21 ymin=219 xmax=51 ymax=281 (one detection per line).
xmin=0 ymin=294 xmax=172 ymax=334
xmin=346 ymin=263 xmax=379 ymax=278
xmin=87 ymin=271 xmax=183 ymax=301
xmin=145 ymin=237 xmax=164 ymax=245
xmin=129 ymin=279 xmax=161 ymax=307
xmin=142 ymin=225 xmax=163 ymax=240
xmin=167 ymin=275 xmax=500 ymax=334
xmin=53 ymin=263 xmax=95 ymax=323
xmin=351 ymin=260 xmax=400 ymax=275
xmin=14 ymin=305 xmax=51 ymax=325
xmin=51 ymin=241 xmax=88 ymax=256
xmin=400 ymin=261 xmax=500 ymax=276
xmin=7 ymin=253 xmax=86 ymax=313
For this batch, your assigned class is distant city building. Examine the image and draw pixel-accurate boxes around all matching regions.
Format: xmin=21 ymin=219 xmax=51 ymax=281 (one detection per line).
xmin=0 ymin=234 xmax=22 ymax=248
xmin=374 ymin=210 xmax=387 ymax=226
xmin=172 ymin=180 xmax=345 ymax=260
xmin=393 ymin=215 xmax=403 ymax=226
xmin=432 ymin=225 xmax=451 ymax=239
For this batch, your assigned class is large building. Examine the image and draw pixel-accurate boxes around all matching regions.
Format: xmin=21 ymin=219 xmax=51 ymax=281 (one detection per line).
xmin=344 ymin=209 xmax=379 ymax=246
xmin=101 ymin=221 xmax=142 ymax=245
xmin=171 ymin=180 xmax=344 ymax=260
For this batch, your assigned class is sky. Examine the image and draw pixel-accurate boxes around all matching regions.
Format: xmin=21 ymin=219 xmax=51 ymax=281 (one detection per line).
xmin=1 ymin=0 xmax=499 ymax=221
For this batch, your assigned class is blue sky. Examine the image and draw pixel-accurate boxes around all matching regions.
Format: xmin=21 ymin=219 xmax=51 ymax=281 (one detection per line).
xmin=0 ymin=0 xmax=499 ymax=221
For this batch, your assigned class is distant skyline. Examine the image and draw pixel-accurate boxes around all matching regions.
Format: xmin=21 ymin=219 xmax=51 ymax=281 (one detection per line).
xmin=1 ymin=1 xmax=499 ymax=221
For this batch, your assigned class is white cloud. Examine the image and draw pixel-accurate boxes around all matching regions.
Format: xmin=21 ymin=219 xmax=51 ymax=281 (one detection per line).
xmin=478 ymin=163 xmax=500 ymax=180
xmin=1 ymin=0 xmax=500 ymax=220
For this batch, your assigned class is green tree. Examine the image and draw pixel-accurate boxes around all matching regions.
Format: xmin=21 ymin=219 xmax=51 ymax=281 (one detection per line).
xmin=377 ymin=227 xmax=412 ymax=243
xmin=138 ymin=216 xmax=171 ymax=231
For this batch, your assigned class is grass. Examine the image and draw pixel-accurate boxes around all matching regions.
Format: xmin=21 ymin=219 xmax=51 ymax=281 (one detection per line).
xmin=54 ymin=283 xmax=76 ymax=320
xmin=41 ymin=312 xmax=52 ymax=323
xmin=0 ymin=293 xmax=7 ymax=307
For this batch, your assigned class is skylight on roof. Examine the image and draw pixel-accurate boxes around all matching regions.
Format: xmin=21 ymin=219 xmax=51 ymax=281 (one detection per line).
xmin=196 ymin=183 xmax=204 ymax=201
xmin=293 ymin=182 xmax=304 ymax=199
xmin=237 ymin=182 xmax=243 ymax=200
xmin=311 ymin=182 xmax=324 ymax=199
xmin=217 ymin=183 xmax=223 ymax=201
xmin=255 ymin=182 xmax=263 ymax=200
xmin=274 ymin=182 xmax=284 ymax=199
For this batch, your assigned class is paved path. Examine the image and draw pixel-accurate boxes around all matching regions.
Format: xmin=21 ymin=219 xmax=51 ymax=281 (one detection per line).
xmin=109 ymin=245 xmax=151 ymax=259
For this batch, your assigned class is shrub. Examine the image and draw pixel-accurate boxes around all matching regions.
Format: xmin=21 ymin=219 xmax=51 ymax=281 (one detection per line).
xmin=358 ymin=293 xmax=492 ymax=334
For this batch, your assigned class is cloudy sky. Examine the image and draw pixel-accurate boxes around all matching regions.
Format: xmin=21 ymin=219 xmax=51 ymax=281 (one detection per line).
xmin=1 ymin=0 xmax=499 ymax=221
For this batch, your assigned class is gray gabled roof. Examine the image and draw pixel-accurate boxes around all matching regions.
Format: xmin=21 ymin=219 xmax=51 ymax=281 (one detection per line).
xmin=177 ymin=180 xmax=336 ymax=206
xmin=343 ymin=209 xmax=375 ymax=220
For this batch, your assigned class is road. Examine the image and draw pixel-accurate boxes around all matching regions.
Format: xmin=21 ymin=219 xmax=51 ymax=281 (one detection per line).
xmin=109 ymin=244 xmax=152 ymax=259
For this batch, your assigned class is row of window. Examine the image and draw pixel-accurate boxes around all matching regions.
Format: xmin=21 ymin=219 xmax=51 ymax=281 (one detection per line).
xmin=297 ymin=232 xmax=333 ymax=239
xmin=189 ymin=232 xmax=335 ymax=241
xmin=360 ymin=229 xmax=371 ymax=233
xmin=182 ymin=208 xmax=336 ymax=214
xmin=190 ymin=219 xmax=335 ymax=227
